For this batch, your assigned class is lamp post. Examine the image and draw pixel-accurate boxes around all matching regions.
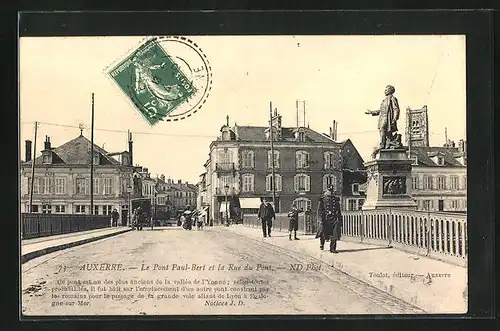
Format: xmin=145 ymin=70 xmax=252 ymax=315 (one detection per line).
xmin=224 ymin=185 xmax=229 ymax=227
xmin=127 ymin=185 xmax=133 ymax=227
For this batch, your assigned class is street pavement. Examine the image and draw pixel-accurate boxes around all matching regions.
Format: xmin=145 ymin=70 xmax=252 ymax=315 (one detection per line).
xmin=21 ymin=225 xmax=425 ymax=316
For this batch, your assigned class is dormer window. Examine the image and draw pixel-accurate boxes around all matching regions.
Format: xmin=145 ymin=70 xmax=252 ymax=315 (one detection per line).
xmin=294 ymin=128 xmax=306 ymax=142
xmin=93 ymin=152 xmax=100 ymax=165
xmin=352 ymin=183 xmax=360 ymax=195
xmin=42 ymin=153 xmax=52 ymax=164
xmin=437 ymin=156 xmax=444 ymax=166
xmin=265 ymin=127 xmax=278 ymax=141
xmin=221 ymin=129 xmax=236 ymax=141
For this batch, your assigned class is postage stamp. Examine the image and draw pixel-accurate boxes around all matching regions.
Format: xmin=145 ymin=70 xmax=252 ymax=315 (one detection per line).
xmin=106 ymin=36 xmax=212 ymax=125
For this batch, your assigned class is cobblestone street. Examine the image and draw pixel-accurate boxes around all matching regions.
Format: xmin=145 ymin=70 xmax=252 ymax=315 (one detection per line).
xmin=21 ymin=226 xmax=424 ymax=316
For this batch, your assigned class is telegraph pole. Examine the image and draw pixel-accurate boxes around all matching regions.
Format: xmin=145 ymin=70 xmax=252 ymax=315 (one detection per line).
xmin=90 ymin=93 xmax=95 ymax=215
xmin=29 ymin=121 xmax=38 ymax=213
xmin=269 ymin=102 xmax=277 ymax=211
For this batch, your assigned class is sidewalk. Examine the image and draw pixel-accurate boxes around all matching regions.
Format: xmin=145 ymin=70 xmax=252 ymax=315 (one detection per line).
xmin=222 ymin=225 xmax=468 ymax=314
xmin=21 ymin=227 xmax=132 ymax=264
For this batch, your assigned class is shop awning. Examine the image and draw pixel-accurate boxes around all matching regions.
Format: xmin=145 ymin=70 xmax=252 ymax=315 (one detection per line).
xmin=240 ymin=198 xmax=262 ymax=209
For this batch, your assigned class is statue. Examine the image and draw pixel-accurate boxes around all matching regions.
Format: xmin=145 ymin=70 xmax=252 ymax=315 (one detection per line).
xmin=365 ymin=85 xmax=403 ymax=157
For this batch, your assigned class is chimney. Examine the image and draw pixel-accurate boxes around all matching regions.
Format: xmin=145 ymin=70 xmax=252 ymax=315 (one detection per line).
xmin=178 ymin=179 xmax=181 ymax=184
xmin=331 ymin=121 xmax=338 ymax=141
xmin=128 ymin=131 xmax=133 ymax=166
xmin=25 ymin=140 xmax=32 ymax=162
xmin=44 ymin=136 xmax=51 ymax=150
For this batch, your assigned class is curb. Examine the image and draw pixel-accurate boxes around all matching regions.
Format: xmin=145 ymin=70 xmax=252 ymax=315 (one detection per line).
xmin=228 ymin=226 xmax=466 ymax=313
xmin=21 ymin=228 xmax=133 ymax=264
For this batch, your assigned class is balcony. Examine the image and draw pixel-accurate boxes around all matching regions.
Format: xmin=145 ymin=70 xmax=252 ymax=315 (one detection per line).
xmin=215 ymin=162 xmax=236 ymax=173
xmin=215 ymin=187 xmax=238 ymax=196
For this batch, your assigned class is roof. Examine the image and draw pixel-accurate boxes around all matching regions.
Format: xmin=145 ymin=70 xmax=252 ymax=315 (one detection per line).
xmin=233 ymin=125 xmax=336 ymax=144
xmin=25 ymin=135 xmax=120 ymax=166
xmin=410 ymin=146 xmax=465 ymax=167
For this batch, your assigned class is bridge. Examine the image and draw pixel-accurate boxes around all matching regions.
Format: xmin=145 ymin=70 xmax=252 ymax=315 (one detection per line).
xmin=20 ymin=209 xmax=467 ymax=316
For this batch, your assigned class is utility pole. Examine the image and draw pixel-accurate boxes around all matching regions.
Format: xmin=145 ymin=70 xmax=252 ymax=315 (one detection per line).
xmin=29 ymin=121 xmax=38 ymax=213
xmin=269 ymin=101 xmax=277 ymax=211
xmin=90 ymin=93 xmax=95 ymax=215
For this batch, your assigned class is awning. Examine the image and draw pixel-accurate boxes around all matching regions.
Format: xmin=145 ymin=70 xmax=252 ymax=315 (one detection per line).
xmin=240 ymin=198 xmax=262 ymax=209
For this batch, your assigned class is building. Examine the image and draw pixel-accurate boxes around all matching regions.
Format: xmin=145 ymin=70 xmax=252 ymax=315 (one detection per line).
xmin=340 ymin=140 xmax=367 ymax=211
xmin=197 ymin=172 xmax=210 ymax=223
xmin=406 ymin=106 xmax=467 ymax=212
xmin=202 ymin=110 xmax=365 ymax=223
xmin=155 ymin=177 xmax=198 ymax=213
xmin=20 ymin=130 xmax=136 ymax=225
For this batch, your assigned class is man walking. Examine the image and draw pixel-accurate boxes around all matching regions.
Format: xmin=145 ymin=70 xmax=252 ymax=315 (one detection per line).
xmin=316 ymin=185 xmax=343 ymax=253
xmin=287 ymin=203 xmax=303 ymax=241
xmin=258 ymin=199 xmax=275 ymax=237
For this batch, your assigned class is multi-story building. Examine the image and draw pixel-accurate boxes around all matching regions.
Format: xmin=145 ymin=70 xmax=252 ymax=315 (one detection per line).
xmin=155 ymin=177 xmax=198 ymax=212
xmin=20 ymin=130 xmax=136 ymax=225
xmin=202 ymin=110 xmax=364 ymax=222
xmin=197 ymin=172 xmax=210 ymax=223
xmin=340 ymin=140 xmax=367 ymax=211
xmin=405 ymin=106 xmax=467 ymax=212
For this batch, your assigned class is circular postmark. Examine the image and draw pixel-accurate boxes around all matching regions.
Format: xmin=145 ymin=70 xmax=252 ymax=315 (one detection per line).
xmin=107 ymin=36 xmax=212 ymax=125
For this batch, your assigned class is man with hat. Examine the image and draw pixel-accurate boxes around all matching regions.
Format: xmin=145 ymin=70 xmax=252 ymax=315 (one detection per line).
xmin=316 ymin=184 xmax=343 ymax=253
xmin=287 ymin=203 xmax=303 ymax=241
xmin=257 ymin=198 xmax=275 ymax=238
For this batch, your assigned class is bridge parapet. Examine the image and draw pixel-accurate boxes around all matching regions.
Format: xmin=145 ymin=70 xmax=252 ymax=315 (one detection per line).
xmin=342 ymin=209 xmax=467 ymax=266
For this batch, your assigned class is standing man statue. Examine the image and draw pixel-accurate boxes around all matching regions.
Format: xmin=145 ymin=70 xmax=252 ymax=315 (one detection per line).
xmin=365 ymin=85 xmax=403 ymax=156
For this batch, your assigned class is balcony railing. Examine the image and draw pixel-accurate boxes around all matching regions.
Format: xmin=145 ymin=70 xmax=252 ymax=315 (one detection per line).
xmin=215 ymin=162 xmax=235 ymax=172
xmin=215 ymin=187 xmax=238 ymax=195
xmin=342 ymin=209 xmax=467 ymax=264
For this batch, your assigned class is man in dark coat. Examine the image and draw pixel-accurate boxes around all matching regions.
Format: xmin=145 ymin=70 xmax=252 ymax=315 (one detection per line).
xmin=316 ymin=185 xmax=343 ymax=253
xmin=287 ymin=204 xmax=303 ymax=241
xmin=111 ymin=209 xmax=120 ymax=227
xmin=257 ymin=199 xmax=275 ymax=238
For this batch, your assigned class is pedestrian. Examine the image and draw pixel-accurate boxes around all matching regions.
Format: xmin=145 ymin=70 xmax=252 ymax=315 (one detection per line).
xmin=111 ymin=208 xmax=120 ymax=227
xmin=315 ymin=185 xmax=343 ymax=253
xmin=258 ymin=199 xmax=275 ymax=238
xmin=287 ymin=203 xmax=303 ymax=241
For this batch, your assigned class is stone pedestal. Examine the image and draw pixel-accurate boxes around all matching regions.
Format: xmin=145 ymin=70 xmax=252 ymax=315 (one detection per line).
xmin=362 ymin=148 xmax=417 ymax=210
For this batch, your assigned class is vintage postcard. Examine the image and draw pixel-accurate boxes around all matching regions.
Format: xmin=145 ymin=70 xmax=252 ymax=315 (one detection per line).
xmin=19 ymin=34 xmax=467 ymax=316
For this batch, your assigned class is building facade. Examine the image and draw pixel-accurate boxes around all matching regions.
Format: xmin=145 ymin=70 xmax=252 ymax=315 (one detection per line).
xmin=155 ymin=177 xmax=198 ymax=213
xmin=406 ymin=106 xmax=467 ymax=212
xmin=20 ymin=131 xmax=136 ymax=225
xmin=202 ymin=111 xmax=364 ymax=222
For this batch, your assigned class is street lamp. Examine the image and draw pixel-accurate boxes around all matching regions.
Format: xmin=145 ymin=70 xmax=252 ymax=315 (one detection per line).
xmin=224 ymin=185 xmax=229 ymax=227
xmin=127 ymin=185 xmax=133 ymax=227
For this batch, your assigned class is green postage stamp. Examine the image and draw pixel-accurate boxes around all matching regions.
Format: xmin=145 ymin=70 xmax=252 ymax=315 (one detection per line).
xmin=107 ymin=36 xmax=212 ymax=125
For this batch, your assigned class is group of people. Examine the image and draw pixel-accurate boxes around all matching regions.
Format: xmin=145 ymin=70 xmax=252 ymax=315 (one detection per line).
xmin=257 ymin=185 xmax=343 ymax=253
xmin=179 ymin=206 xmax=204 ymax=231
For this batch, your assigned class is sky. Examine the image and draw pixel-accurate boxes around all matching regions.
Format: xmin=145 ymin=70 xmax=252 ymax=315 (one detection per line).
xmin=19 ymin=35 xmax=466 ymax=184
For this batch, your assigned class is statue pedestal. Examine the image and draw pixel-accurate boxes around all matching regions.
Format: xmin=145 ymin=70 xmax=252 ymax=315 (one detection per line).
xmin=362 ymin=148 xmax=417 ymax=210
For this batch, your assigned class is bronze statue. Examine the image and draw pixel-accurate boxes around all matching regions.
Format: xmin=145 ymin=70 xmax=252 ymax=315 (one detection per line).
xmin=365 ymin=85 xmax=403 ymax=157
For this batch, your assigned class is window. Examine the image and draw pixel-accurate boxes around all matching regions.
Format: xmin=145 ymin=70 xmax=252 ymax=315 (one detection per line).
xmin=437 ymin=156 xmax=444 ymax=166
xmin=219 ymin=176 xmax=231 ymax=193
xmin=463 ymin=175 xmax=467 ymax=190
xmin=217 ymin=149 xmax=233 ymax=164
xmin=412 ymin=176 xmax=420 ymax=190
xmin=294 ymin=174 xmax=311 ymax=192
xmin=55 ymin=205 xmax=66 ymax=213
xmin=31 ymin=205 xmax=39 ymax=213
xmin=298 ymin=132 xmax=305 ymax=142
xmin=42 ymin=154 xmax=51 ymax=164
xmin=93 ymin=152 xmax=100 ymax=165
xmin=32 ymin=177 xmax=54 ymax=195
xmin=324 ymin=152 xmax=335 ymax=169
xmin=423 ymin=175 xmax=433 ymax=190
xmin=437 ymin=176 xmax=446 ymax=190
xmin=93 ymin=205 xmax=99 ymax=215
xmin=347 ymin=199 xmax=357 ymax=211
xmin=267 ymin=150 xmax=280 ymax=169
xmin=352 ymin=183 xmax=359 ymax=195
xmin=93 ymin=178 xmax=100 ymax=195
xmin=294 ymin=198 xmax=311 ymax=211
xmin=241 ymin=150 xmax=254 ymax=169
xmin=55 ymin=178 xmax=66 ymax=194
xmin=423 ymin=200 xmax=431 ymax=211
xmin=266 ymin=174 xmax=282 ymax=192
xmin=104 ymin=178 xmax=113 ymax=195
xmin=42 ymin=204 xmax=52 ymax=214
xmin=358 ymin=199 xmax=365 ymax=210
xmin=450 ymin=200 xmax=459 ymax=210
xmin=75 ymin=178 xmax=89 ymax=194
xmin=295 ymin=151 xmax=310 ymax=169
xmin=74 ymin=205 xmax=86 ymax=214
xmin=322 ymin=175 xmax=337 ymax=192
xmin=103 ymin=205 xmax=113 ymax=215
xmin=450 ymin=176 xmax=459 ymax=190
xmin=242 ymin=174 xmax=254 ymax=193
